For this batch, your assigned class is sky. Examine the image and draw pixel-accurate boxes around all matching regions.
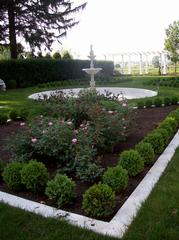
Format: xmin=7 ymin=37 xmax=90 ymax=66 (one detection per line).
xmin=52 ymin=0 xmax=179 ymax=60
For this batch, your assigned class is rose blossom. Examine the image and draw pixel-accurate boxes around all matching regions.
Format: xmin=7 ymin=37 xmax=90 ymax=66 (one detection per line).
xmin=67 ymin=121 xmax=72 ymax=126
xmin=48 ymin=122 xmax=53 ymax=126
xmin=71 ymin=138 xmax=78 ymax=144
xmin=20 ymin=122 xmax=25 ymax=126
xmin=31 ymin=138 xmax=37 ymax=143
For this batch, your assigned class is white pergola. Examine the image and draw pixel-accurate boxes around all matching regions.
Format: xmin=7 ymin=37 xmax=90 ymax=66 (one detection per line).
xmin=104 ymin=51 xmax=168 ymax=75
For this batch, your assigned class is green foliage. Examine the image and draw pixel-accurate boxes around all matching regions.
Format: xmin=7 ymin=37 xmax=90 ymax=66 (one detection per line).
xmin=161 ymin=117 xmax=178 ymax=133
xmin=164 ymin=97 xmax=171 ymax=106
xmin=21 ymin=160 xmax=48 ymax=192
xmin=119 ymin=150 xmax=144 ymax=176
xmin=135 ymin=142 xmax=155 ymax=164
xmin=82 ymin=183 xmax=116 ymax=217
xmin=9 ymin=109 xmax=19 ymax=120
xmin=52 ymin=52 xmax=61 ymax=59
xmin=102 ymin=165 xmax=128 ymax=192
xmin=9 ymin=118 xmax=75 ymax=164
xmin=0 ymin=113 xmax=8 ymax=124
xmin=2 ymin=162 xmax=25 ymax=191
xmin=145 ymin=99 xmax=153 ymax=108
xmin=171 ymin=96 xmax=178 ymax=105
xmin=137 ymin=101 xmax=144 ymax=109
xmin=154 ymin=128 xmax=170 ymax=145
xmin=143 ymin=132 xmax=164 ymax=154
xmin=154 ymin=98 xmax=162 ymax=107
xmin=164 ymin=21 xmax=179 ymax=66
xmin=45 ymin=174 xmax=76 ymax=207
xmin=0 ymin=59 xmax=114 ymax=88
xmin=0 ymin=161 xmax=6 ymax=177
xmin=168 ymin=108 xmax=179 ymax=123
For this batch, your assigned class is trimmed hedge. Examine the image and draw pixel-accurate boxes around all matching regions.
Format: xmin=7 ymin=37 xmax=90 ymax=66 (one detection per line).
xmin=0 ymin=59 xmax=114 ymax=88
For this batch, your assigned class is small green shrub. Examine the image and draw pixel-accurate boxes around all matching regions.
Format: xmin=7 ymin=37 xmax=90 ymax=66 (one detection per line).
xmin=102 ymin=165 xmax=128 ymax=192
xmin=145 ymin=99 xmax=153 ymax=108
xmin=135 ymin=142 xmax=155 ymax=164
xmin=45 ymin=174 xmax=76 ymax=207
xmin=21 ymin=160 xmax=48 ymax=192
xmin=9 ymin=109 xmax=19 ymax=120
xmin=164 ymin=97 xmax=171 ymax=106
xmin=171 ymin=96 xmax=178 ymax=105
xmin=154 ymin=98 xmax=162 ymax=107
xmin=82 ymin=183 xmax=116 ymax=217
xmin=137 ymin=101 xmax=144 ymax=109
xmin=2 ymin=162 xmax=24 ymax=191
xmin=169 ymin=109 xmax=179 ymax=123
xmin=143 ymin=132 xmax=164 ymax=154
xmin=154 ymin=128 xmax=170 ymax=145
xmin=7 ymin=79 xmax=17 ymax=89
xmin=18 ymin=108 xmax=29 ymax=120
xmin=160 ymin=117 xmax=178 ymax=134
xmin=119 ymin=150 xmax=144 ymax=176
xmin=0 ymin=113 xmax=8 ymax=124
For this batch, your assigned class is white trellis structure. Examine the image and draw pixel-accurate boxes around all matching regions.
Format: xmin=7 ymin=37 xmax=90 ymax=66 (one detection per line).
xmin=104 ymin=51 xmax=168 ymax=75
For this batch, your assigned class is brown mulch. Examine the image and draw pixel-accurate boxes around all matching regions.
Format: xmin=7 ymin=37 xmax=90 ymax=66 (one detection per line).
xmin=0 ymin=105 xmax=177 ymax=220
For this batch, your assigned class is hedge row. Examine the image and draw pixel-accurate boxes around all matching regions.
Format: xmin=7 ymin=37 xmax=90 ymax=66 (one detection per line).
xmin=0 ymin=59 xmax=114 ymax=88
xmin=143 ymin=77 xmax=179 ymax=87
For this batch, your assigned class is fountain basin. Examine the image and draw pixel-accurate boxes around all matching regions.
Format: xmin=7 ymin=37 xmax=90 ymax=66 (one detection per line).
xmin=82 ymin=67 xmax=102 ymax=75
xmin=28 ymin=87 xmax=157 ymax=100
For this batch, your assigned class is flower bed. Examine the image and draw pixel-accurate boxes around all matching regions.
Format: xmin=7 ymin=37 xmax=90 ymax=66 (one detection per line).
xmin=0 ymin=89 xmax=178 ymax=220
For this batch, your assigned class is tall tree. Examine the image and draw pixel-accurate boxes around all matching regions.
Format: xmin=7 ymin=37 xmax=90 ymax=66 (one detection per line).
xmin=0 ymin=0 xmax=87 ymax=59
xmin=164 ymin=21 xmax=179 ymax=73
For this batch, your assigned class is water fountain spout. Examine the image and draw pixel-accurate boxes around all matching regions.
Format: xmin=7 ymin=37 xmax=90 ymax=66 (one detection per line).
xmin=82 ymin=45 xmax=102 ymax=88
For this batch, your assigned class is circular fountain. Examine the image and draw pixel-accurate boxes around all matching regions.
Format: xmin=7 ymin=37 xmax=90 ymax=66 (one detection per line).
xmin=82 ymin=45 xmax=102 ymax=88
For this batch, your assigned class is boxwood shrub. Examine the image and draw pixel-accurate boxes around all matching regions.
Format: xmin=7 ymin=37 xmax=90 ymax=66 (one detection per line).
xmin=119 ymin=149 xmax=144 ymax=176
xmin=154 ymin=128 xmax=170 ymax=145
xmin=45 ymin=174 xmax=76 ymax=207
xmin=135 ymin=142 xmax=155 ymax=164
xmin=143 ymin=132 xmax=164 ymax=154
xmin=137 ymin=101 xmax=144 ymax=109
xmin=0 ymin=161 xmax=7 ymax=177
xmin=82 ymin=183 xmax=116 ymax=217
xmin=2 ymin=162 xmax=25 ymax=191
xmin=102 ymin=165 xmax=128 ymax=192
xmin=145 ymin=99 xmax=153 ymax=108
xmin=21 ymin=160 xmax=48 ymax=192
xmin=154 ymin=98 xmax=162 ymax=107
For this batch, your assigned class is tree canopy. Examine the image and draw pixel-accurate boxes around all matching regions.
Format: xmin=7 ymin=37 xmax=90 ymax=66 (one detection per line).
xmin=0 ymin=0 xmax=87 ymax=59
xmin=164 ymin=21 xmax=179 ymax=71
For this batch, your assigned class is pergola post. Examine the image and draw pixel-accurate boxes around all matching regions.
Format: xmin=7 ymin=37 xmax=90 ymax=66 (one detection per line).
xmin=162 ymin=53 xmax=167 ymax=75
xmin=128 ymin=54 xmax=131 ymax=75
xmin=139 ymin=53 xmax=143 ymax=75
xmin=145 ymin=54 xmax=149 ymax=74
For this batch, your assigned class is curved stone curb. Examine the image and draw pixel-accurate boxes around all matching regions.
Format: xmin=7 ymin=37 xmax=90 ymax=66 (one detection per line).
xmin=28 ymin=87 xmax=157 ymax=100
xmin=0 ymin=130 xmax=179 ymax=238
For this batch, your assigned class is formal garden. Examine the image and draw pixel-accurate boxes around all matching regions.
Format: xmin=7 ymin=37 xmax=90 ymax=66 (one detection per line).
xmin=0 ymin=56 xmax=179 ymax=239
xmin=0 ymin=0 xmax=179 ymax=238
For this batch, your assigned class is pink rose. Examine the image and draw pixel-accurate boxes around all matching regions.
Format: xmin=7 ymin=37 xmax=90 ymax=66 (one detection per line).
xmin=48 ymin=122 xmax=53 ymax=126
xmin=71 ymin=138 xmax=78 ymax=144
xmin=31 ymin=138 xmax=37 ymax=143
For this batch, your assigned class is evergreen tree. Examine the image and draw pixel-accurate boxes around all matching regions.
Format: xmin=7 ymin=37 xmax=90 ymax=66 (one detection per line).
xmin=0 ymin=0 xmax=86 ymax=59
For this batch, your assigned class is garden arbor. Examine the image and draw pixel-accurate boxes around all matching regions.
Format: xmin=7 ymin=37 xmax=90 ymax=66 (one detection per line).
xmin=105 ymin=51 xmax=168 ymax=75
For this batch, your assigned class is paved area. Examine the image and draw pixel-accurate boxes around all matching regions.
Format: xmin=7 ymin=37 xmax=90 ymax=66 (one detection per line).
xmin=28 ymin=87 xmax=157 ymax=100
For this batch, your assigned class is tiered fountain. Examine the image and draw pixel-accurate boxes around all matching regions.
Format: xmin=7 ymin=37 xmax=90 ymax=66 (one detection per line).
xmin=82 ymin=45 xmax=102 ymax=88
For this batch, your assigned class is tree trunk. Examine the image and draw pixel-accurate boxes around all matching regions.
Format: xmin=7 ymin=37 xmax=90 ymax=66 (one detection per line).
xmin=174 ymin=62 xmax=177 ymax=75
xmin=7 ymin=1 xmax=17 ymax=59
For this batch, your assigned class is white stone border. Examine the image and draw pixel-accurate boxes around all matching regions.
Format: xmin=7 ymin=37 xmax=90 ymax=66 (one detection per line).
xmin=1 ymin=130 xmax=179 ymax=238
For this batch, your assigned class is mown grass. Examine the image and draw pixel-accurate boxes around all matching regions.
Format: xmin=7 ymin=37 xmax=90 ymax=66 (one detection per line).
xmin=0 ymin=202 xmax=116 ymax=240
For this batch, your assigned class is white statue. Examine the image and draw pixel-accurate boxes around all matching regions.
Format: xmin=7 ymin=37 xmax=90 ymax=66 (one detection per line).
xmin=0 ymin=79 xmax=6 ymax=91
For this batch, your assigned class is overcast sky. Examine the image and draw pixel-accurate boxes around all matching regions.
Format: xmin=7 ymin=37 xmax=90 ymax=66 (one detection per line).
xmin=52 ymin=0 xmax=179 ymax=59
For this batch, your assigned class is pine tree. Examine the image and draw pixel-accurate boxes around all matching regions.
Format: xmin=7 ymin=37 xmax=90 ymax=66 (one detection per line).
xmin=0 ymin=0 xmax=86 ymax=59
